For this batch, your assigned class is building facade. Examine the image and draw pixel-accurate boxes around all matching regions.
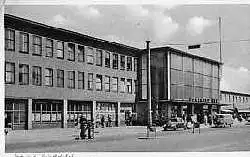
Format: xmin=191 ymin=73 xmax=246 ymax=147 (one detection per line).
xmin=137 ymin=47 xmax=222 ymax=124
xmin=4 ymin=14 xmax=139 ymax=130
xmin=220 ymin=90 xmax=250 ymax=117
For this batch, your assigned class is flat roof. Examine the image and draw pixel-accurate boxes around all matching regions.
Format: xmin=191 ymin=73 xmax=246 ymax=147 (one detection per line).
xmin=140 ymin=46 xmax=223 ymax=65
xmin=220 ymin=90 xmax=250 ymax=97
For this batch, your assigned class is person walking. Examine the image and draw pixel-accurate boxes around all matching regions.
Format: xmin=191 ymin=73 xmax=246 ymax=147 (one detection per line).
xmin=101 ymin=115 xmax=105 ymax=128
xmin=108 ymin=115 xmax=112 ymax=127
xmin=204 ymin=114 xmax=208 ymax=126
xmin=79 ymin=116 xmax=88 ymax=139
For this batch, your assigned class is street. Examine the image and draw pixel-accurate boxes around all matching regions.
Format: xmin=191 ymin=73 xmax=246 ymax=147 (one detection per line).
xmin=5 ymin=125 xmax=250 ymax=152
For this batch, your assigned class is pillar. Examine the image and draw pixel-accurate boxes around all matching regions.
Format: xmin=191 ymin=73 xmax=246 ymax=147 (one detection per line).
xmin=27 ymin=99 xmax=32 ymax=130
xmin=92 ymin=101 xmax=96 ymax=128
xmin=167 ymin=103 xmax=171 ymax=118
xmin=62 ymin=99 xmax=67 ymax=128
xmin=117 ymin=102 xmax=121 ymax=127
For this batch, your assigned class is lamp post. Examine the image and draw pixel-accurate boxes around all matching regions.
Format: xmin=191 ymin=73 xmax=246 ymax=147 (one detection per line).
xmin=146 ymin=41 xmax=152 ymax=127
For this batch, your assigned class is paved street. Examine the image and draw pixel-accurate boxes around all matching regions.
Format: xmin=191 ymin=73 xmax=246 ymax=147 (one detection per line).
xmin=5 ymin=124 xmax=250 ymax=152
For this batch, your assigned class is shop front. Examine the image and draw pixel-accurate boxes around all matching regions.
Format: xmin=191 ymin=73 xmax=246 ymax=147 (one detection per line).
xmin=95 ymin=102 xmax=118 ymax=127
xmin=5 ymin=98 xmax=28 ymax=130
xmin=120 ymin=103 xmax=136 ymax=126
xmin=32 ymin=99 xmax=63 ymax=129
xmin=67 ymin=100 xmax=92 ymax=128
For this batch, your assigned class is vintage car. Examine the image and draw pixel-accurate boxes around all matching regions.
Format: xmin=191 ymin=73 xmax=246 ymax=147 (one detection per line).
xmin=163 ymin=117 xmax=186 ymax=131
xmin=214 ymin=114 xmax=234 ymax=128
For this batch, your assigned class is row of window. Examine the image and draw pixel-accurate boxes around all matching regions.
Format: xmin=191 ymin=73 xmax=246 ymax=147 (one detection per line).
xmin=5 ymin=29 xmax=138 ymax=72
xmin=5 ymin=62 xmax=135 ymax=94
xmin=221 ymin=94 xmax=249 ymax=103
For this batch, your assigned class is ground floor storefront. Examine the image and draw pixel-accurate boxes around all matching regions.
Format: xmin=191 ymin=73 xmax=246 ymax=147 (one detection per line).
xmin=5 ymin=98 xmax=136 ymax=130
xmin=136 ymin=100 xmax=221 ymax=125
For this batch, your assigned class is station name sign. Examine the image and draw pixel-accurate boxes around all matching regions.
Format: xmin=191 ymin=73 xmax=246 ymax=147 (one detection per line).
xmin=189 ymin=98 xmax=218 ymax=103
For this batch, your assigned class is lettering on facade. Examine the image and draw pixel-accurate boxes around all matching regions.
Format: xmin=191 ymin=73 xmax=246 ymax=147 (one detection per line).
xmin=189 ymin=98 xmax=218 ymax=103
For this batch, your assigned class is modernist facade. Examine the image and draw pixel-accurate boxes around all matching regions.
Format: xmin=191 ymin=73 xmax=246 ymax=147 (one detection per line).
xmin=220 ymin=90 xmax=250 ymax=117
xmin=137 ymin=47 xmax=222 ymax=124
xmin=4 ymin=14 xmax=139 ymax=130
xmin=4 ymin=14 xmax=224 ymax=130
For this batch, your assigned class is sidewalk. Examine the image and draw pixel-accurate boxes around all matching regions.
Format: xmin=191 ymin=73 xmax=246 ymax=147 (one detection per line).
xmin=5 ymin=126 xmax=158 ymax=145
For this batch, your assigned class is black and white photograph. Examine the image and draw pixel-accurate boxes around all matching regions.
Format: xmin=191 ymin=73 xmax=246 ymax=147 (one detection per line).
xmin=2 ymin=0 xmax=250 ymax=155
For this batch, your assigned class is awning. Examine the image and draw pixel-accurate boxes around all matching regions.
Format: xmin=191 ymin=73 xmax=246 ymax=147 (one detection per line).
xmin=221 ymin=109 xmax=234 ymax=113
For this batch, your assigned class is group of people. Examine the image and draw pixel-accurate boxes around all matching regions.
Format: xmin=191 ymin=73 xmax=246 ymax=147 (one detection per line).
xmin=100 ymin=115 xmax=113 ymax=128
xmin=75 ymin=116 xmax=94 ymax=140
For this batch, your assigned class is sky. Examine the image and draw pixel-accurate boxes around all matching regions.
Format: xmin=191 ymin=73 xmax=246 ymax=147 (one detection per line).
xmin=4 ymin=1 xmax=250 ymax=94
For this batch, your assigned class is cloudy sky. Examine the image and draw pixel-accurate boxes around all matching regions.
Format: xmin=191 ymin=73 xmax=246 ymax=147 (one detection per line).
xmin=4 ymin=1 xmax=250 ymax=94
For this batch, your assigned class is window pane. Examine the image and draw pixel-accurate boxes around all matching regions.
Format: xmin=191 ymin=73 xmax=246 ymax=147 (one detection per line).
xmin=86 ymin=47 xmax=94 ymax=64
xmin=120 ymin=78 xmax=125 ymax=92
xmin=113 ymin=54 xmax=118 ymax=69
xmin=105 ymin=52 xmax=110 ymax=67
xmin=96 ymin=74 xmax=102 ymax=91
xmin=96 ymin=49 xmax=102 ymax=66
xmin=88 ymin=73 xmax=93 ymax=90
xmin=78 ymin=46 xmax=85 ymax=62
xmin=111 ymin=77 xmax=118 ymax=92
xmin=104 ymin=76 xmax=110 ymax=91
xmin=68 ymin=43 xmax=75 ymax=61
xmin=57 ymin=41 xmax=64 ymax=58
xmin=127 ymin=57 xmax=132 ymax=71
xmin=120 ymin=55 xmax=125 ymax=70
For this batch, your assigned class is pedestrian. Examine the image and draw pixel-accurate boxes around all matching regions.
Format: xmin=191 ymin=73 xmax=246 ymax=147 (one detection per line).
xmin=4 ymin=113 xmax=11 ymax=135
xmin=204 ymin=114 xmax=208 ymax=126
xmin=108 ymin=115 xmax=112 ymax=127
xmin=208 ymin=114 xmax=212 ymax=126
xmin=74 ymin=117 xmax=80 ymax=139
xmin=79 ymin=116 xmax=88 ymax=139
xmin=101 ymin=115 xmax=105 ymax=128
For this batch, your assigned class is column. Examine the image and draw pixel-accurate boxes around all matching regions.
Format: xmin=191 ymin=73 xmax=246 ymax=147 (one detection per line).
xmin=191 ymin=104 xmax=195 ymax=114
xmin=167 ymin=103 xmax=171 ymax=119
xmin=92 ymin=101 xmax=96 ymax=128
xmin=117 ymin=102 xmax=121 ymax=127
xmin=27 ymin=99 xmax=32 ymax=130
xmin=63 ymin=99 xmax=67 ymax=128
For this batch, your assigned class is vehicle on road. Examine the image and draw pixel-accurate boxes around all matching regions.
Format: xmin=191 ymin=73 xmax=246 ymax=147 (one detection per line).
xmin=163 ymin=117 xmax=186 ymax=131
xmin=214 ymin=114 xmax=233 ymax=128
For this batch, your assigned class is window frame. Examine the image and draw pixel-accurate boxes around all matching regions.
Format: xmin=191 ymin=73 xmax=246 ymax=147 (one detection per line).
xmin=56 ymin=69 xmax=64 ymax=88
xmin=96 ymin=49 xmax=103 ymax=66
xmin=5 ymin=62 xmax=15 ymax=84
xmin=120 ymin=78 xmax=126 ymax=93
xmin=19 ymin=31 xmax=29 ymax=53
xmin=88 ymin=73 xmax=93 ymax=90
xmin=46 ymin=38 xmax=53 ymax=57
xmin=78 ymin=45 xmax=85 ymax=62
xmin=96 ymin=74 xmax=102 ymax=91
xmin=111 ymin=77 xmax=118 ymax=92
xmin=56 ymin=41 xmax=64 ymax=59
xmin=78 ymin=71 xmax=84 ymax=89
xmin=32 ymin=35 xmax=42 ymax=56
xmin=19 ymin=64 xmax=29 ymax=85
xmin=5 ymin=28 xmax=15 ymax=51
xmin=104 ymin=75 xmax=110 ymax=92
xmin=45 ymin=68 xmax=53 ymax=87
xmin=127 ymin=79 xmax=132 ymax=94
xmin=67 ymin=43 xmax=75 ymax=61
xmin=127 ymin=56 xmax=132 ymax=71
xmin=67 ymin=71 xmax=75 ymax=89
xmin=86 ymin=47 xmax=94 ymax=64
xmin=105 ymin=51 xmax=110 ymax=68
xmin=134 ymin=58 xmax=138 ymax=72
xmin=32 ymin=66 xmax=42 ymax=86
xmin=112 ymin=53 xmax=118 ymax=69
xmin=120 ymin=55 xmax=125 ymax=70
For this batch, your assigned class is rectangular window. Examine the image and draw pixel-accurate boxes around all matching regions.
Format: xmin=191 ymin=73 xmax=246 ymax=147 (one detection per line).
xmin=112 ymin=54 xmax=118 ymax=69
xmin=96 ymin=49 xmax=102 ymax=66
xmin=5 ymin=62 xmax=15 ymax=84
xmin=19 ymin=64 xmax=29 ymax=85
xmin=127 ymin=57 xmax=132 ymax=71
xmin=57 ymin=69 xmax=64 ymax=88
xmin=120 ymin=55 xmax=125 ymax=70
xmin=68 ymin=71 xmax=75 ymax=88
xmin=78 ymin=72 xmax=84 ymax=89
xmin=120 ymin=78 xmax=126 ymax=93
xmin=68 ymin=43 xmax=75 ymax=61
xmin=134 ymin=58 xmax=138 ymax=72
xmin=46 ymin=38 xmax=53 ymax=57
xmin=19 ymin=32 xmax=29 ymax=53
xmin=96 ymin=74 xmax=102 ymax=91
xmin=105 ymin=51 xmax=110 ymax=68
xmin=86 ymin=47 xmax=94 ymax=64
xmin=5 ymin=29 xmax=15 ymax=51
xmin=33 ymin=35 xmax=42 ymax=55
xmin=111 ymin=77 xmax=118 ymax=92
xmin=88 ymin=73 xmax=93 ymax=90
xmin=32 ymin=66 xmax=42 ymax=86
xmin=57 ymin=41 xmax=64 ymax=59
xmin=78 ymin=45 xmax=85 ymax=62
xmin=104 ymin=76 xmax=110 ymax=92
xmin=45 ymin=68 xmax=53 ymax=86
xmin=127 ymin=79 xmax=132 ymax=93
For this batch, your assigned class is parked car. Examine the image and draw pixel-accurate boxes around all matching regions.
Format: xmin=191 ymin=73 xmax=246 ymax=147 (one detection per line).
xmin=214 ymin=114 xmax=233 ymax=128
xmin=163 ymin=118 xmax=185 ymax=131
